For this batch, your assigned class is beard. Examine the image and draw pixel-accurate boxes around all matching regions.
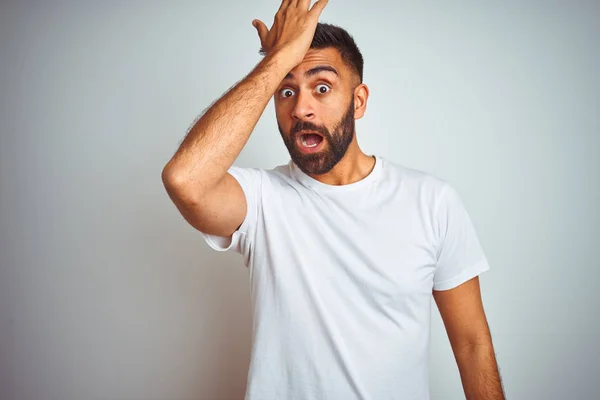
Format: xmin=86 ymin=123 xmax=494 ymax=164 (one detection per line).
xmin=278 ymin=97 xmax=356 ymax=176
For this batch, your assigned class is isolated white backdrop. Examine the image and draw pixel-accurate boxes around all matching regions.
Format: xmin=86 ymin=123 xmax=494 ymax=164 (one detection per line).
xmin=1 ymin=1 xmax=599 ymax=399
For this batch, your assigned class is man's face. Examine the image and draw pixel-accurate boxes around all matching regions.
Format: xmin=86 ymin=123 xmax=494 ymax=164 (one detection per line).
xmin=275 ymin=48 xmax=358 ymax=176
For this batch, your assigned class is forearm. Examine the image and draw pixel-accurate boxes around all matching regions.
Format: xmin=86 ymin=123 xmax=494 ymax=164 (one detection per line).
xmin=454 ymin=343 xmax=505 ymax=400
xmin=163 ymin=50 xmax=295 ymax=190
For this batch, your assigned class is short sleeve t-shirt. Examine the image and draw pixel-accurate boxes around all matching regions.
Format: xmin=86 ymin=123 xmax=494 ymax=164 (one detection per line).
xmin=201 ymin=155 xmax=490 ymax=400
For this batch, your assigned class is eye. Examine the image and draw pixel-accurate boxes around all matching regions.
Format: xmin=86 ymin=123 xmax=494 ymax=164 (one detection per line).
xmin=316 ymin=84 xmax=330 ymax=94
xmin=280 ymin=88 xmax=295 ymax=98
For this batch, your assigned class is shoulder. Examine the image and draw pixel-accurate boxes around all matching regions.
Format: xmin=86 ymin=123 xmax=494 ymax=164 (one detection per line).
xmin=382 ymin=160 xmax=475 ymax=225
xmin=228 ymin=160 xmax=298 ymax=192
xmin=379 ymin=157 xmax=451 ymax=203
xmin=228 ymin=160 xmax=289 ymax=178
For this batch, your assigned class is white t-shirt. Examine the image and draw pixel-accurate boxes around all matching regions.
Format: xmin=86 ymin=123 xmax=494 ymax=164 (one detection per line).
xmin=202 ymin=155 xmax=490 ymax=400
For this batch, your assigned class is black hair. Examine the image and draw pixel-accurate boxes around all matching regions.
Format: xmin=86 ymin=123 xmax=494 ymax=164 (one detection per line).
xmin=260 ymin=23 xmax=364 ymax=83
xmin=309 ymin=23 xmax=364 ymax=84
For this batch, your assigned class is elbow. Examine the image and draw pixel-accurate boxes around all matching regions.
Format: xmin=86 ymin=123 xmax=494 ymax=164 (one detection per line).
xmin=162 ymin=165 xmax=183 ymax=188
xmin=162 ymin=158 xmax=196 ymax=188
xmin=161 ymin=166 xmax=195 ymax=200
xmin=161 ymin=166 xmax=207 ymax=205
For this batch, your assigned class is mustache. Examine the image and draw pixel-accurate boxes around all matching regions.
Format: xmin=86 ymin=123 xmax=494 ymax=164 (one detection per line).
xmin=290 ymin=121 xmax=330 ymax=139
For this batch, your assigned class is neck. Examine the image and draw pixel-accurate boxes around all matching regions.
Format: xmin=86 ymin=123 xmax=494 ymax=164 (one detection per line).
xmin=307 ymin=142 xmax=376 ymax=186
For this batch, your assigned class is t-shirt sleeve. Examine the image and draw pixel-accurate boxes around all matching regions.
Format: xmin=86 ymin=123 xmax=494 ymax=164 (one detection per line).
xmin=200 ymin=166 xmax=262 ymax=260
xmin=432 ymin=183 xmax=491 ymax=291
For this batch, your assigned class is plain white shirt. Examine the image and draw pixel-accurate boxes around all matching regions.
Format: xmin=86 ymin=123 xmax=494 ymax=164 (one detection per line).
xmin=202 ymin=155 xmax=491 ymax=400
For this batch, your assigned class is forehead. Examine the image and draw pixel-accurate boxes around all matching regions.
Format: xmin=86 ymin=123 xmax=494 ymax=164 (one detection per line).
xmin=285 ymin=47 xmax=347 ymax=81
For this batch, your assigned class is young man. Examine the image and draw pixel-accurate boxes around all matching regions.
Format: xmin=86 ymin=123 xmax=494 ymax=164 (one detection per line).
xmin=162 ymin=1 xmax=504 ymax=398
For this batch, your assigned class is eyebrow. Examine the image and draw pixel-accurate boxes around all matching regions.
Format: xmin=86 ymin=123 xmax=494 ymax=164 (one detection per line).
xmin=284 ymin=65 xmax=339 ymax=81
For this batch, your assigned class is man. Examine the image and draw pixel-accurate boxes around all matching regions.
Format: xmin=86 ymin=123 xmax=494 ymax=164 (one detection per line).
xmin=162 ymin=0 xmax=505 ymax=398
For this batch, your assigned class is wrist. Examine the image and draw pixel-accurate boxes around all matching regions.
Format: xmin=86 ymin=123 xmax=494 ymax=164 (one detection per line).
xmin=262 ymin=47 xmax=300 ymax=74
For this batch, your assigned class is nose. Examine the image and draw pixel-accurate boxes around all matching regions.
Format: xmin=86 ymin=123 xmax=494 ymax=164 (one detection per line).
xmin=291 ymin=90 xmax=315 ymax=121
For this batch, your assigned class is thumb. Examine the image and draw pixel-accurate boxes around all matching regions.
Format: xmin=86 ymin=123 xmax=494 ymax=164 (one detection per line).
xmin=252 ymin=19 xmax=268 ymax=44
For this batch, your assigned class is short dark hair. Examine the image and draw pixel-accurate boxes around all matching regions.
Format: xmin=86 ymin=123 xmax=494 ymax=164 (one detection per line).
xmin=309 ymin=23 xmax=364 ymax=84
xmin=260 ymin=23 xmax=364 ymax=84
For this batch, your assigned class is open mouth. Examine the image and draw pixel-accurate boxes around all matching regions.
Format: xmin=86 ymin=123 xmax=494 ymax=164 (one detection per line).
xmin=297 ymin=131 xmax=325 ymax=151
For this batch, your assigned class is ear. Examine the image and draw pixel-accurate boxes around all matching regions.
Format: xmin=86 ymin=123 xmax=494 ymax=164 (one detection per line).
xmin=353 ymin=83 xmax=369 ymax=120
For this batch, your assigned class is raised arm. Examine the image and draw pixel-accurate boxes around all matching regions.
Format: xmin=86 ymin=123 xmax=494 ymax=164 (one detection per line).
xmin=161 ymin=0 xmax=328 ymax=237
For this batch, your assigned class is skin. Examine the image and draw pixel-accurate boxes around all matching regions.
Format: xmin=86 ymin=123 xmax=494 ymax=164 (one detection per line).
xmin=275 ymin=48 xmax=505 ymax=399
xmin=275 ymin=49 xmax=505 ymax=399
xmin=433 ymin=277 xmax=505 ymax=399
xmin=164 ymin=0 xmax=504 ymax=396
xmin=273 ymin=47 xmax=375 ymax=185
xmin=274 ymin=48 xmax=504 ymax=398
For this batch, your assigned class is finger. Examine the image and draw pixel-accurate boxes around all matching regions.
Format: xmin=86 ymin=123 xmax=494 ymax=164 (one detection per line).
xmin=252 ymin=19 xmax=269 ymax=45
xmin=308 ymin=0 xmax=329 ymax=16
xmin=277 ymin=0 xmax=292 ymax=14
xmin=296 ymin=0 xmax=311 ymax=10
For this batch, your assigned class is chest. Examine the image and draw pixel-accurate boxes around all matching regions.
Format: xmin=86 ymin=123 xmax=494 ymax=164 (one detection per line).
xmin=254 ymin=187 xmax=439 ymax=303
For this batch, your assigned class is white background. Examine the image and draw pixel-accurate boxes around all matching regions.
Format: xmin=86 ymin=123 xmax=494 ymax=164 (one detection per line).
xmin=1 ymin=0 xmax=598 ymax=399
